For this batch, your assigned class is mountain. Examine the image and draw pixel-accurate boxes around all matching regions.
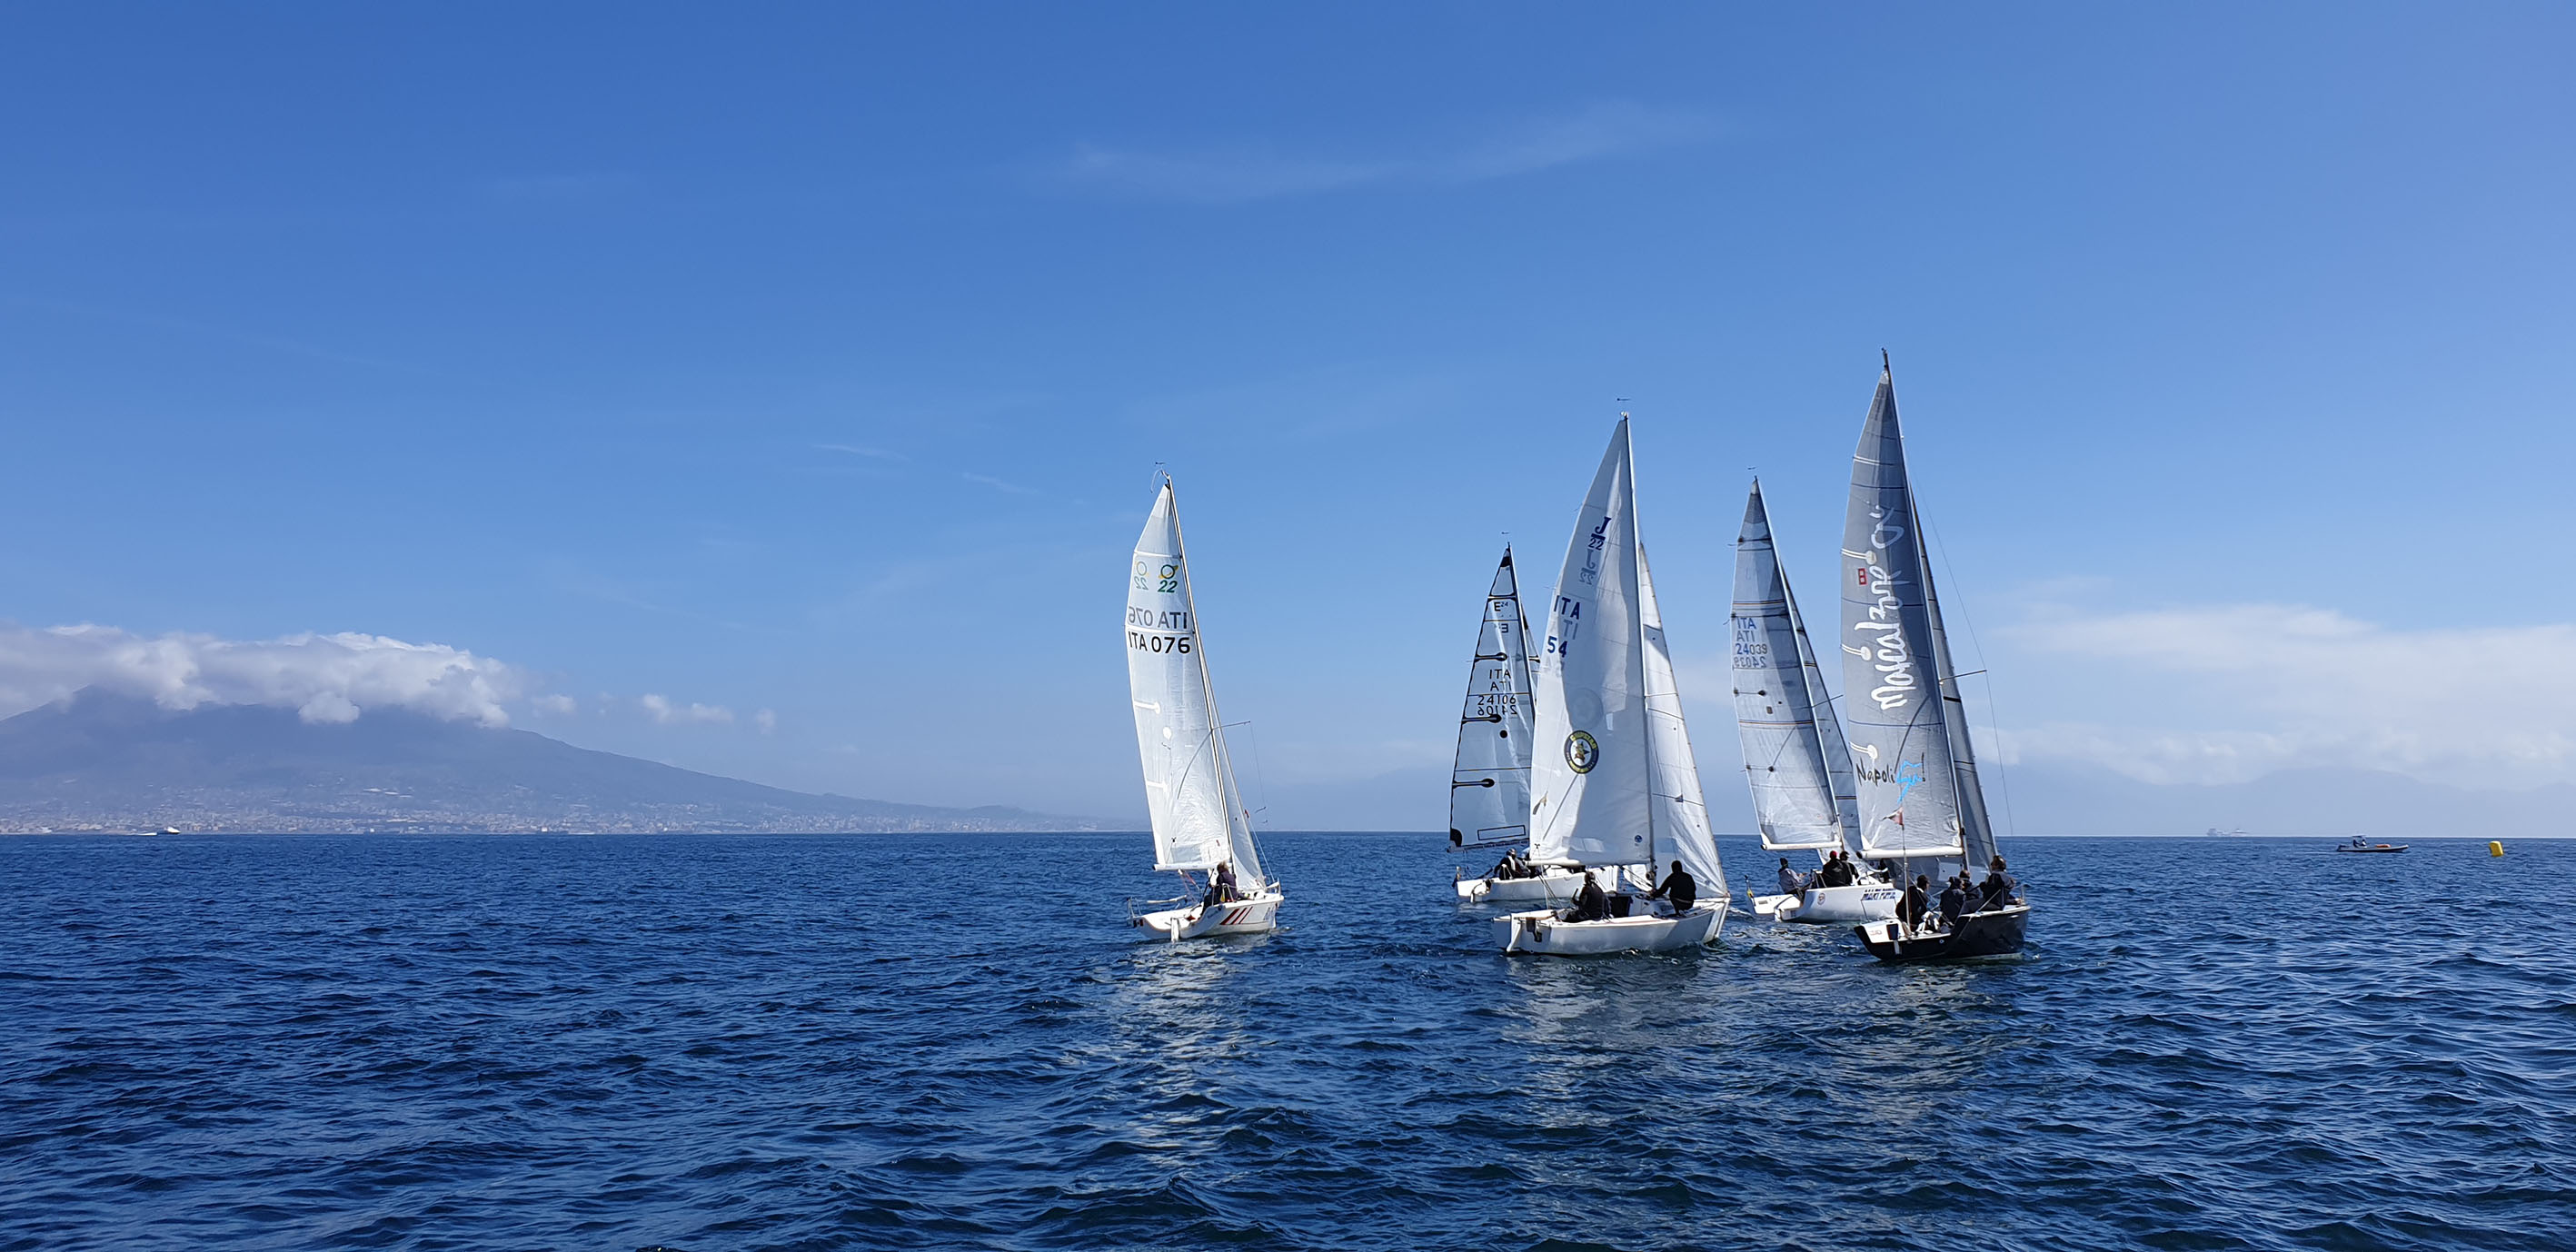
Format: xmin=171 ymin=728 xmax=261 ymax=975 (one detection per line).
xmin=0 ymin=691 xmax=1104 ymax=833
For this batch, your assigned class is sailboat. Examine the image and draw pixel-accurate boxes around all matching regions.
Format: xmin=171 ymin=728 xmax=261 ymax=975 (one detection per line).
xmin=1124 ymin=476 xmax=1283 ymax=941
xmin=1448 ymin=548 xmax=1588 ymax=904
xmin=1837 ymin=357 xmax=2029 ymax=961
xmin=1494 ymin=418 xmax=1728 ymax=955
xmin=1730 ymin=480 xmax=1901 ymax=925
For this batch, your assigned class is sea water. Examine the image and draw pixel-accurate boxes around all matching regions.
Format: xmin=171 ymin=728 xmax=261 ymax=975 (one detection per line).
xmin=1 ymin=832 xmax=2565 ymax=1251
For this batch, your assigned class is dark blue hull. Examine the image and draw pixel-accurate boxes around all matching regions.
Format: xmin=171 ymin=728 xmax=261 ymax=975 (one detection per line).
xmin=1857 ymin=903 xmax=2030 ymax=962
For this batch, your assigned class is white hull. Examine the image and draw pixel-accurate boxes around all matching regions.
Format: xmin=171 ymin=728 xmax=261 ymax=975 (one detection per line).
xmin=1135 ymin=890 xmax=1282 ymax=942
xmin=1493 ymin=904 xmax=1724 ymax=955
xmin=1454 ymin=866 xmax=1590 ymax=904
xmin=1749 ymin=882 xmax=1901 ymax=924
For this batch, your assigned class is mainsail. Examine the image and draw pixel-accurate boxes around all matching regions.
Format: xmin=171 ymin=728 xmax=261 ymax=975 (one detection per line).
xmin=1638 ymin=544 xmax=1726 ymax=897
xmin=1448 ymin=548 xmax=1535 ymax=850
xmin=1528 ymin=419 xmax=1652 ymax=869
xmin=1126 ymin=480 xmax=1266 ymax=886
xmin=1732 ymin=481 xmax=1862 ymax=852
xmin=1838 ymin=363 xmax=1974 ymax=861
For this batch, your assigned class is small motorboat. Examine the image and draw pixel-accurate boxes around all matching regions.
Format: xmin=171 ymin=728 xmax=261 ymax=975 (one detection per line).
xmin=2333 ymin=837 xmax=2408 ymax=854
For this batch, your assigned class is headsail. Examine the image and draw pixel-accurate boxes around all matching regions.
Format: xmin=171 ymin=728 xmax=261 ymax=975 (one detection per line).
xmin=1838 ymin=367 xmax=1968 ymax=860
xmin=1731 ymin=481 xmax=1862 ymax=852
xmin=1449 ymin=548 xmax=1535 ymax=850
xmin=1639 ymin=544 xmax=1726 ymax=897
xmin=1528 ymin=420 xmax=1653 ymax=869
xmin=1126 ymin=480 xmax=1266 ymax=885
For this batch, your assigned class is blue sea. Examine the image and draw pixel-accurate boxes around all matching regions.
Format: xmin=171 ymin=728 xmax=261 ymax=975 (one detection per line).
xmin=2 ymin=832 xmax=2565 ymax=1251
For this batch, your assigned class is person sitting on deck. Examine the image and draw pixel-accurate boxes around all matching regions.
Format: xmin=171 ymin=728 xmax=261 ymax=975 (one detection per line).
xmin=1899 ymin=874 xmax=1931 ymax=930
xmin=1650 ymin=860 xmax=1698 ymax=914
xmin=1490 ymin=849 xmax=1527 ymax=879
xmin=1937 ymin=875 xmax=1969 ymax=929
xmin=1776 ymin=858 xmax=1809 ymax=897
xmin=1566 ymin=871 xmax=1611 ymax=922
xmin=1979 ymin=857 xmax=2019 ymax=909
xmin=1198 ymin=860 xmax=1238 ymax=909
xmin=1808 ymin=852 xmax=1839 ymax=888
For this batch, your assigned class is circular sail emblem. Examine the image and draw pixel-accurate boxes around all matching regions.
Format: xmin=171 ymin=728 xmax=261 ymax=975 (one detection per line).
xmin=1564 ymin=730 xmax=1599 ymax=774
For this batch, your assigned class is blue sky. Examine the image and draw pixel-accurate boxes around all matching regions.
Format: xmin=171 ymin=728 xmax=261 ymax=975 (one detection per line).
xmin=3 ymin=5 xmax=2571 ymax=828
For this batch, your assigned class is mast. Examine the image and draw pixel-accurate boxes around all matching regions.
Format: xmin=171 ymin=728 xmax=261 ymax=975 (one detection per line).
xmin=1527 ymin=418 xmax=1653 ymax=869
xmin=1837 ymin=362 xmax=1968 ymax=865
xmin=1732 ymin=480 xmax=1855 ymax=856
xmin=1126 ymin=476 xmax=1266 ymax=888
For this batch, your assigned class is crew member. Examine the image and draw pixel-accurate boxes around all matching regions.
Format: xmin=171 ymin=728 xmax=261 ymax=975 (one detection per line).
xmin=1900 ymin=873 xmax=1931 ymax=930
xmin=1776 ymin=858 xmax=1807 ymax=897
xmin=1649 ymin=860 xmax=1697 ymax=913
xmin=1979 ymin=857 xmax=2019 ymax=909
xmin=1568 ymin=871 xmax=1610 ymax=922
xmin=1937 ymin=874 xmax=1969 ymax=929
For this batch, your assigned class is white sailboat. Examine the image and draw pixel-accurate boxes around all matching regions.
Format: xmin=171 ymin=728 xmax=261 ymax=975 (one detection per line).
xmin=1730 ymin=480 xmax=1900 ymax=925
xmin=1494 ymin=418 xmax=1727 ymax=955
xmin=1447 ymin=548 xmax=1588 ymax=904
xmin=1835 ymin=358 xmax=2028 ymax=961
xmin=1124 ymin=476 xmax=1282 ymax=941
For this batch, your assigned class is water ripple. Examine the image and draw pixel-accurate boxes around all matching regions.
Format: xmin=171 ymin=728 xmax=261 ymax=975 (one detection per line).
xmin=0 ymin=832 xmax=2567 ymax=1250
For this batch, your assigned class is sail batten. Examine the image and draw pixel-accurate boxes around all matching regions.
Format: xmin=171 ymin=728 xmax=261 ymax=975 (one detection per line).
xmin=1126 ymin=481 xmax=1266 ymax=885
xmin=1448 ymin=548 xmax=1536 ymax=850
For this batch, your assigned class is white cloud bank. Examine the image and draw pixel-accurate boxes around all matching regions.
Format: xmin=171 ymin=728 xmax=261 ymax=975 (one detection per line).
xmin=0 ymin=624 xmax=528 ymax=726
xmin=1050 ymin=101 xmax=1720 ymax=204
xmin=2001 ymin=602 xmax=2576 ymax=790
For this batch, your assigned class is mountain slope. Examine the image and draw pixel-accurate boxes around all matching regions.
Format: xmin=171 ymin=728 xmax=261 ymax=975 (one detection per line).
xmin=0 ymin=691 xmax=1101 ymax=833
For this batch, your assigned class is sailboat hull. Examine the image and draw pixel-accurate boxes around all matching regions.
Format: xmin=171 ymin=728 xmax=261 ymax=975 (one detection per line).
xmin=1855 ymin=903 xmax=2028 ymax=962
xmin=1136 ymin=890 xmax=1281 ymax=942
xmin=1493 ymin=905 xmax=1723 ymax=955
xmin=1750 ymin=882 xmax=1902 ymax=924
xmin=1455 ymin=867 xmax=1590 ymax=904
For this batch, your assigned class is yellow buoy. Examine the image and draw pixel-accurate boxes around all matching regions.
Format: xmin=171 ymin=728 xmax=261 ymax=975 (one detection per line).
xmin=2490 ymin=840 xmax=2505 ymax=857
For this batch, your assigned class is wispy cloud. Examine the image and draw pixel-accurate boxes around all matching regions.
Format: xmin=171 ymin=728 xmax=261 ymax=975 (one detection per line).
xmin=532 ymin=694 xmax=579 ymax=718
xmin=1046 ymin=101 xmax=1722 ymax=204
xmin=816 ymin=442 xmax=907 ymax=461
xmin=639 ymin=693 xmax=734 ymax=726
xmin=962 ymin=472 xmax=1040 ymax=496
xmin=2000 ymin=601 xmax=2576 ymax=789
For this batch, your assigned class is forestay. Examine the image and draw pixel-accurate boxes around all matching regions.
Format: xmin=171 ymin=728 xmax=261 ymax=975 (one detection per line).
xmin=1126 ymin=481 xmax=1265 ymax=885
xmin=1528 ymin=420 xmax=1653 ymax=869
xmin=1638 ymin=544 xmax=1726 ymax=897
xmin=1838 ymin=369 xmax=1968 ymax=860
xmin=1732 ymin=481 xmax=1862 ymax=852
xmin=1449 ymin=548 xmax=1535 ymax=850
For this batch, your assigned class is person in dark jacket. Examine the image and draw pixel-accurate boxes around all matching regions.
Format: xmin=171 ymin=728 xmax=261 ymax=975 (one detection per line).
xmin=1899 ymin=874 xmax=1931 ymax=930
xmin=1568 ymin=871 xmax=1610 ymax=922
xmin=1979 ymin=857 xmax=2019 ymax=909
xmin=1937 ymin=875 xmax=1968 ymax=928
xmin=1200 ymin=861 xmax=1238 ymax=909
xmin=1815 ymin=852 xmax=1847 ymax=888
xmin=1648 ymin=860 xmax=1697 ymax=913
